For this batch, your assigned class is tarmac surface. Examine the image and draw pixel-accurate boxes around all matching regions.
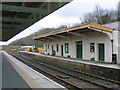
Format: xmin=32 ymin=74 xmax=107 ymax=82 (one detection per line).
xmin=1 ymin=51 xmax=30 ymax=88
xmin=0 ymin=51 xmax=2 ymax=90
xmin=1 ymin=51 xmax=66 ymax=89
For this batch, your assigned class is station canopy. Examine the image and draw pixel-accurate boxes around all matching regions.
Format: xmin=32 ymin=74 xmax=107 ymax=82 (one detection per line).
xmin=0 ymin=1 xmax=69 ymax=41
xmin=33 ymin=23 xmax=114 ymax=40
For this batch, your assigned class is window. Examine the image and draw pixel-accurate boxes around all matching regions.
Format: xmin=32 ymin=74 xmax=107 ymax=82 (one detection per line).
xmin=65 ymin=43 xmax=69 ymax=53
xmin=90 ymin=43 xmax=95 ymax=52
xmin=56 ymin=44 xmax=59 ymax=52
xmin=48 ymin=45 xmax=49 ymax=49
xmin=52 ymin=45 xmax=54 ymax=51
xmin=45 ymin=45 xmax=47 ymax=52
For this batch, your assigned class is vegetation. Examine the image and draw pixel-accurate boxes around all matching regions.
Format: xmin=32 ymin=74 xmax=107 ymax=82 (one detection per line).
xmin=67 ymin=55 xmax=70 ymax=58
xmin=47 ymin=53 xmax=50 ymax=55
xmin=9 ymin=4 xmax=119 ymax=46
xmin=9 ymin=25 xmax=68 ymax=47
xmin=51 ymin=50 xmax=56 ymax=56
xmin=34 ymin=47 xmax=38 ymax=52
xmin=80 ymin=4 xmax=119 ymax=24
xmin=29 ymin=48 xmax=33 ymax=52
xmin=20 ymin=52 xmax=120 ymax=82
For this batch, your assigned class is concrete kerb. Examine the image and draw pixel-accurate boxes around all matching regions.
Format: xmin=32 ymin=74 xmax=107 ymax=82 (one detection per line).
xmin=2 ymin=51 xmax=67 ymax=89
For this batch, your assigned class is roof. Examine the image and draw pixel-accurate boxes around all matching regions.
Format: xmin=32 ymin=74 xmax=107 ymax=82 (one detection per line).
xmin=104 ymin=21 xmax=120 ymax=30
xmin=1 ymin=2 xmax=69 ymax=41
xmin=33 ymin=22 xmax=114 ymax=40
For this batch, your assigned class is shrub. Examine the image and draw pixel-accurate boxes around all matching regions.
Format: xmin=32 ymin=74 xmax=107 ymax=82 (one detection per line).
xmin=67 ymin=55 xmax=70 ymax=58
xmin=52 ymin=50 xmax=56 ymax=56
xmin=34 ymin=47 xmax=38 ymax=52
xmin=34 ymin=49 xmax=38 ymax=52
xmin=47 ymin=53 xmax=50 ymax=55
xmin=29 ymin=48 xmax=32 ymax=52
xmin=90 ymin=57 xmax=95 ymax=61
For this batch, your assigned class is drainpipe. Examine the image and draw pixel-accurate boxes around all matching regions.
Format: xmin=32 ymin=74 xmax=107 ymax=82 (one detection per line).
xmin=111 ymin=39 xmax=113 ymax=55
xmin=111 ymin=39 xmax=117 ymax=63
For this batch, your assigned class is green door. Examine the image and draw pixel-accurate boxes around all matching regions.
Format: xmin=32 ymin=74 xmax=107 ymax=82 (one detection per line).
xmin=52 ymin=45 xmax=53 ymax=55
xmin=61 ymin=45 xmax=63 ymax=56
xmin=76 ymin=41 xmax=83 ymax=59
xmin=52 ymin=45 xmax=54 ymax=52
xmin=98 ymin=43 xmax=105 ymax=61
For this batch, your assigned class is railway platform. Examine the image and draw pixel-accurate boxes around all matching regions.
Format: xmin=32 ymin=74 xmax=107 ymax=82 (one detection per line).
xmin=20 ymin=51 xmax=120 ymax=70
xmin=1 ymin=51 xmax=67 ymax=89
xmin=1 ymin=51 xmax=30 ymax=89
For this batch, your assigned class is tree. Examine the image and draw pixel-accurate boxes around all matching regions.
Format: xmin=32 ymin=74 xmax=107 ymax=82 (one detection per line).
xmin=81 ymin=4 xmax=118 ymax=24
xmin=117 ymin=1 xmax=120 ymax=21
xmin=9 ymin=24 xmax=69 ymax=47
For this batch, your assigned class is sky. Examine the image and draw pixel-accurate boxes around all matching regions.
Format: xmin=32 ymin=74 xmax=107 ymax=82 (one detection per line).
xmin=0 ymin=0 xmax=119 ymax=45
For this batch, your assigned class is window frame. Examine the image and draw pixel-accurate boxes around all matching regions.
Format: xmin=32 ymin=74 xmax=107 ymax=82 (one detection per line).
xmin=65 ymin=43 xmax=69 ymax=53
xmin=48 ymin=45 xmax=49 ymax=49
xmin=90 ymin=42 xmax=95 ymax=52
xmin=45 ymin=45 xmax=47 ymax=52
xmin=56 ymin=44 xmax=59 ymax=52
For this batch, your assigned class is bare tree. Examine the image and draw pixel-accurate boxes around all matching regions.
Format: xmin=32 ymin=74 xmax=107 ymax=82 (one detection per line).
xmin=81 ymin=4 xmax=118 ymax=24
xmin=118 ymin=1 xmax=120 ymax=21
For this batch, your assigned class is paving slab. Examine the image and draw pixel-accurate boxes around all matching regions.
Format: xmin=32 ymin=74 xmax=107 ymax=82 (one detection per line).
xmin=1 ymin=51 xmax=30 ymax=88
xmin=2 ymin=51 xmax=67 ymax=89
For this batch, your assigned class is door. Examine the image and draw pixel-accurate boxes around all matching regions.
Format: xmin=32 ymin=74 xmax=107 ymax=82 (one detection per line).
xmin=52 ymin=45 xmax=54 ymax=51
xmin=52 ymin=45 xmax=54 ymax=55
xmin=76 ymin=41 xmax=83 ymax=59
xmin=98 ymin=43 xmax=105 ymax=61
xmin=61 ymin=45 xmax=63 ymax=56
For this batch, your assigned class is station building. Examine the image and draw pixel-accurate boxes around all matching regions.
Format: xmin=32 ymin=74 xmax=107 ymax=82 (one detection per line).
xmin=34 ymin=22 xmax=120 ymax=64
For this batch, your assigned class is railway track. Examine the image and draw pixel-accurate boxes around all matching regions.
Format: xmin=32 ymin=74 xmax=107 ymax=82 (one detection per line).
xmin=8 ymin=52 xmax=82 ymax=89
xmin=8 ymin=52 xmax=120 ymax=89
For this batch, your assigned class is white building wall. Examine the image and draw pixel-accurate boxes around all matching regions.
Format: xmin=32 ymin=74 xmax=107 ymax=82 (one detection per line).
xmin=43 ymin=31 xmax=112 ymax=62
xmin=118 ymin=31 xmax=120 ymax=64
xmin=113 ymin=30 xmax=120 ymax=64
xmin=69 ymin=36 xmax=83 ymax=58
xmin=82 ymin=31 xmax=112 ymax=62
xmin=113 ymin=30 xmax=118 ymax=62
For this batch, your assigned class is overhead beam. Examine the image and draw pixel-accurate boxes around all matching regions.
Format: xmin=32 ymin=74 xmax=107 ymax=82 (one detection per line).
xmin=89 ymin=27 xmax=113 ymax=39
xmin=67 ymin=32 xmax=84 ymax=36
xmin=0 ymin=4 xmax=48 ymax=14
xmin=67 ymin=32 xmax=86 ymax=39
xmin=44 ymin=37 xmax=58 ymax=42
xmin=0 ymin=24 xmax=21 ymax=28
xmin=0 ymin=17 xmax=33 ymax=23
xmin=55 ymin=35 xmax=70 ymax=40
xmin=2 ymin=28 xmax=19 ymax=31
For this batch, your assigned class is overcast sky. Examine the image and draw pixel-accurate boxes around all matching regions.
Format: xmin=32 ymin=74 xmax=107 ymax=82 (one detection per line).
xmin=0 ymin=0 xmax=119 ymax=45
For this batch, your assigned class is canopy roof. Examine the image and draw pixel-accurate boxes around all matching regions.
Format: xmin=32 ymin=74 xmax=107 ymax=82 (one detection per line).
xmin=34 ymin=22 xmax=115 ymax=40
xmin=1 ymin=2 xmax=69 ymax=41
